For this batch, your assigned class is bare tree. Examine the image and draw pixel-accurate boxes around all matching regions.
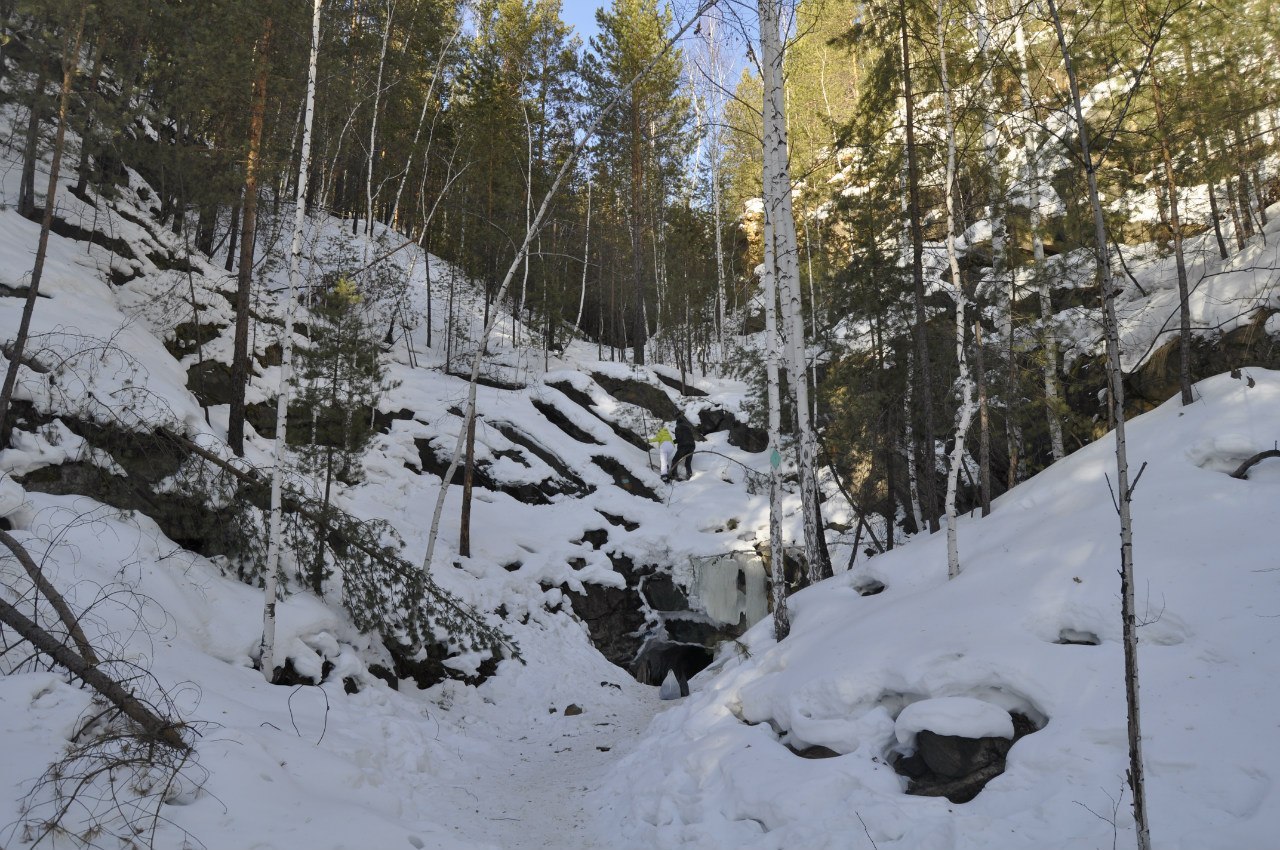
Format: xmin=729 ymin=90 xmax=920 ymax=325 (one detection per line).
xmin=0 ymin=5 xmax=87 ymax=445
xmin=261 ymin=0 xmax=323 ymax=683
xmin=419 ymin=1 xmax=719 ymax=575
xmin=1046 ymin=2 xmax=1153 ymax=845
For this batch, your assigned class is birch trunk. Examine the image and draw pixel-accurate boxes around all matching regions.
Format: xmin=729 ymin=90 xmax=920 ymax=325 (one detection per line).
xmin=1047 ymin=3 xmax=1150 ymax=846
xmin=762 ymin=211 xmax=789 ymax=641
xmin=575 ymin=179 xmax=592 ymax=333
xmin=261 ymin=0 xmax=321 ymax=684
xmin=939 ymin=0 xmax=975 ymax=579
xmin=759 ymin=0 xmax=831 ymax=582
xmin=707 ymin=18 xmax=728 ymax=375
xmin=517 ymin=107 xmax=535 ymax=345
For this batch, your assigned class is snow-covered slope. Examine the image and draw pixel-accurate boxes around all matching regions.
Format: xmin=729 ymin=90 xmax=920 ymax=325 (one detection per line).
xmin=0 ymin=99 xmax=813 ymax=849
xmin=598 ymin=369 xmax=1280 ymax=850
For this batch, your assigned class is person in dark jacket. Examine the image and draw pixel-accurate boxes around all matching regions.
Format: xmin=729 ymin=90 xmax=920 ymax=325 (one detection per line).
xmin=672 ymin=419 xmax=696 ymax=481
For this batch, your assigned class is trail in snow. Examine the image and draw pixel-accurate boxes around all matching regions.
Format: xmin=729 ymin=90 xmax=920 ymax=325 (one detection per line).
xmin=484 ymin=688 xmax=664 ymax=849
xmin=420 ymin=676 xmax=666 ymax=849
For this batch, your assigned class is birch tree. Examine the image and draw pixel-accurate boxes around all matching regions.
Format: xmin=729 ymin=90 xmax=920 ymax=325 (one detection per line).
xmin=260 ymin=0 xmax=323 ymax=683
xmin=758 ymin=0 xmax=832 ymax=583
xmin=937 ymin=0 xmax=974 ymax=579
xmin=701 ymin=16 xmax=730 ymax=374
xmin=574 ymin=178 xmax=592 ymax=332
xmin=762 ymin=211 xmax=790 ymax=640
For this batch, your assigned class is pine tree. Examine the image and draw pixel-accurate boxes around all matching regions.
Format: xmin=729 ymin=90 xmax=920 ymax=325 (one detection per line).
xmin=293 ymin=275 xmax=394 ymax=593
xmin=583 ymin=0 xmax=689 ymax=365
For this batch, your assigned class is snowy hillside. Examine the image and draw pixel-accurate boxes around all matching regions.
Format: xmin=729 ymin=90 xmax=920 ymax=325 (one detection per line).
xmin=597 ymin=369 xmax=1280 ymax=850
xmin=0 ymin=97 xmax=821 ymax=849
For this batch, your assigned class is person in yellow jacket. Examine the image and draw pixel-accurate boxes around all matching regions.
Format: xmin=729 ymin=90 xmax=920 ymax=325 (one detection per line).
xmin=650 ymin=424 xmax=676 ymax=483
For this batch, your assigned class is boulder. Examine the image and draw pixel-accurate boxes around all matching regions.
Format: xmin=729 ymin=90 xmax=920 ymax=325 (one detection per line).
xmin=891 ymin=704 xmax=1041 ymax=804
xmin=696 ymin=406 xmax=767 ymax=453
xmin=915 ymin=730 xmax=1012 ymax=781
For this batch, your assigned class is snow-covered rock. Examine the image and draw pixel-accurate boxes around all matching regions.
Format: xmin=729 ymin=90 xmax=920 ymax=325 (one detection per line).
xmin=894 ymin=697 xmax=1014 ymax=749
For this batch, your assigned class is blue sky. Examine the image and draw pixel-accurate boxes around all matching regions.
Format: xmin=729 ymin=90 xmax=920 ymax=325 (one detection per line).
xmin=560 ymin=1 xmax=603 ymax=47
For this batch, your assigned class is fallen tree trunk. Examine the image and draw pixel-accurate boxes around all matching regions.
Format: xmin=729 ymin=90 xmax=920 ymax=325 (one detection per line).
xmin=0 ymin=595 xmax=189 ymax=752
xmin=1230 ymin=449 xmax=1280 ymax=480
xmin=0 ymin=529 xmax=99 ymax=664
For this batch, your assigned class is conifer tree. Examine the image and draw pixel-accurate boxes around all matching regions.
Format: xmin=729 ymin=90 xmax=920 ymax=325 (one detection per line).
xmin=583 ymin=0 xmax=689 ymax=365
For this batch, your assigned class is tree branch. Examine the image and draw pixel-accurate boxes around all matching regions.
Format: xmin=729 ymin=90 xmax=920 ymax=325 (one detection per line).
xmin=1230 ymin=449 xmax=1280 ymax=480
xmin=0 ymin=528 xmax=99 ymax=665
xmin=0 ymin=595 xmax=189 ymax=752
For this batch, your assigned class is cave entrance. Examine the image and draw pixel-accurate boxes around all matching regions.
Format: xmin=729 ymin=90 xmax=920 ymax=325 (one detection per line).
xmin=629 ymin=552 xmax=773 ymax=690
xmin=632 ymin=643 xmax=714 ymax=687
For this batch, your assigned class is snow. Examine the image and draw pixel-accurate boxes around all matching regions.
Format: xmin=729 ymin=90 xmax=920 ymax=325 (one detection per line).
xmin=1 ymin=92 xmax=1279 ymax=850
xmin=894 ymin=697 xmax=1014 ymax=748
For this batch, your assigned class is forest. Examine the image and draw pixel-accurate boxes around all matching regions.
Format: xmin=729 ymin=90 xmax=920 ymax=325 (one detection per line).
xmin=4 ymin=0 xmax=1277 ymax=543
xmin=1 ymin=0 xmax=1278 ymax=848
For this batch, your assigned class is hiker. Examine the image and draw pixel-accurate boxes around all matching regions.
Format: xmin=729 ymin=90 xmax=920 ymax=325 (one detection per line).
xmin=672 ymin=419 xmax=696 ymax=481
xmin=650 ymin=424 xmax=676 ymax=482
